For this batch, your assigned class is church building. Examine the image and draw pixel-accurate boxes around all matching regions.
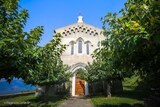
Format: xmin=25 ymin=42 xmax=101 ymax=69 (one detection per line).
xmin=54 ymin=16 xmax=105 ymax=96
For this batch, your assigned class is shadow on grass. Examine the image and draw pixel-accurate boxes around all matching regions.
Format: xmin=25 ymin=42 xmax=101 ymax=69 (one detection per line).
xmin=96 ymin=103 xmax=144 ymax=107
xmin=27 ymin=95 xmax=67 ymax=107
xmin=114 ymin=86 xmax=150 ymax=101
xmin=0 ymin=93 xmax=34 ymax=100
xmin=0 ymin=104 xmax=30 ymax=107
xmin=0 ymin=95 xmax=67 ymax=107
xmin=91 ymin=86 xmax=146 ymax=107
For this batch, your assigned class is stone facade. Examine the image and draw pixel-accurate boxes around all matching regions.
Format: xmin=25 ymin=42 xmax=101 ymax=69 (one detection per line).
xmin=54 ymin=16 xmax=105 ymax=67
xmin=54 ymin=16 xmax=105 ymax=96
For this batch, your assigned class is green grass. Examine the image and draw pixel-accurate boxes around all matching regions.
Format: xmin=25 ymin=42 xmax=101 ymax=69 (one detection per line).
xmin=91 ymin=76 xmax=145 ymax=107
xmin=91 ymin=89 xmax=145 ymax=107
xmin=0 ymin=94 xmax=67 ymax=107
xmin=91 ymin=96 xmax=143 ymax=107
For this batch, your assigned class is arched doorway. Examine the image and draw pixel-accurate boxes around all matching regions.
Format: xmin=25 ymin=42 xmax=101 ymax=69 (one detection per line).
xmin=75 ymin=69 xmax=86 ymax=96
xmin=71 ymin=63 xmax=89 ymax=96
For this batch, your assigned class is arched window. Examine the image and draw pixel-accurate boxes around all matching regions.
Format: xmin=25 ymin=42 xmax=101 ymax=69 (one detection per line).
xmin=71 ymin=42 xmax=74 ymax=55
xmin=78 ymin=40 xmax=82 ymax=53
xmin=86 ymin=43 xmax=89 ymax=55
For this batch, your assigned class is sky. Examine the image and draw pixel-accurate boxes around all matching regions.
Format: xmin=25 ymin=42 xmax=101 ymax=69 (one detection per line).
xmin=19 ymin=0 xmax=127 ymax=46
xmin=0 ymin=0 xmax=128 ymax=95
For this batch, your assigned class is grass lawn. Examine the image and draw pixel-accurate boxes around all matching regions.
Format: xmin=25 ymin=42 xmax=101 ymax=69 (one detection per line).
xmin=91 ymin=92 xmax=144 ymax=107
xmin=91 ymin=76 xmax=146 ymax=107
xmin=0 ymin=94 xmax=67 ymax=107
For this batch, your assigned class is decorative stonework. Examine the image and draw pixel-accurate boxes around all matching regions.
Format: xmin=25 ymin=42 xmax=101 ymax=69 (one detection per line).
xmin=61 ymin=25 xmax=99 ymax=37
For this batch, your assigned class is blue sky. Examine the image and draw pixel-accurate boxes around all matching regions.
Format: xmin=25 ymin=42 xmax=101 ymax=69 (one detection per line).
xmin=20 ymin=0 xmax=127 ymax=46
xmin=0 ymin=0 xmax=127 ymax=95
xmin=0 ymin=78 xmax=35 ymax=95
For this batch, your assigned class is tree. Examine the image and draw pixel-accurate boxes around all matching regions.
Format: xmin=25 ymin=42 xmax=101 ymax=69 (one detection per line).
xmin=0 ymin=0 xmax=43 ymax=82
xmin=0 ymin=1 xmax=71 ymax=100
xmin=76 ymin=69 xmax=88 ymax=80
xmin=86 ymin=47 xmax=122 ymax=97
xmin=25 ymin=34 xmax=71 ymax=99
xmin=102 ymin=0 xmax=160 ymax=89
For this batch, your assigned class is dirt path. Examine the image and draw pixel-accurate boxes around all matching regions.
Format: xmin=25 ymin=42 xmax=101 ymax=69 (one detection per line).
xmin=57 ymin=97 xmax=94 ymax=107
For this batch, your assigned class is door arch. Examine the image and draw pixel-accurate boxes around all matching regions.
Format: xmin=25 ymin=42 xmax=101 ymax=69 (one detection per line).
xmin=71 ymin=63 xmax=89 ymax=96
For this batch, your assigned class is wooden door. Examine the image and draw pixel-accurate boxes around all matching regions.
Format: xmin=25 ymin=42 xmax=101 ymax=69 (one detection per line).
xmin=75 ymin=77 xmax=85 ymax=96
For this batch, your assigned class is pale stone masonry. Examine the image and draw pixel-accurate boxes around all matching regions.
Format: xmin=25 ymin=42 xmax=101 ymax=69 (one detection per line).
xmin=54 ymin=16 xmax=105 ymax=96
xmin=54 ymin=16 xmax=105 ymax=66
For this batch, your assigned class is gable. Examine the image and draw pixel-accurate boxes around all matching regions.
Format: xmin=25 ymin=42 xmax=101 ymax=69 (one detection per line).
xmin=54 ymin=22 xmax=102 ymax=37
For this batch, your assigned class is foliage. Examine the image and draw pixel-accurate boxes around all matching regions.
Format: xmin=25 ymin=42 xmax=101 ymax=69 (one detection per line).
xmin=25 ymin=34 xmax=71 ymax=86
xmin=0 ymin=0 xmax=43 ymax=82
xmin=123 ymin=75 xmax=141 ymax=87
xmin=86 ymin=48 xmax=118 ymax=97
xmin=102 ymin=0 xmax=160 ymax=88
xmin=0 ymin=0 xmax=70 ymax=88
xmin=86 ymin=47 xmax=122 ymax=82
xmin=76 ymin=69 xmax=88 ymax=80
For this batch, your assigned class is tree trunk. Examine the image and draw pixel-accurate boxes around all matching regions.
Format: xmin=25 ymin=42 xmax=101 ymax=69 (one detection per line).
xmin=44 ymin=85 xmax=50 ymax=101
xmin=92 ymin=82 xmax=96 ymax=95
xmin=106 ymin=80 xmax=111 ymax=97
xmin=102 ymin=81 xmax=105 ymax=94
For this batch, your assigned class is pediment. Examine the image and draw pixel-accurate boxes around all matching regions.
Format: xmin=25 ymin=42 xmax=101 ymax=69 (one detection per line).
xmin=54 ymin=22 xmax=102 ymax=37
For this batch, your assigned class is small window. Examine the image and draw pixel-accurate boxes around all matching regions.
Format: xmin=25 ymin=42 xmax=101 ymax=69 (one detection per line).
xmin=98 ymin=42 xmax=100 ymax=47
xmin=78 ymin=40 xmax=82 ymax=53
xmin=86 ymin=43 xmax=89 ymax=55
xmin=71 ymin=42 xmax=74 ymax=55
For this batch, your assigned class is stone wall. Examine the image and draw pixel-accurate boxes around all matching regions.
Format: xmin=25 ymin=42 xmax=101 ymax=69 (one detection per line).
xmin=88 ymin=79 xmax=123 ymax=96
xmin=35 ymin=82 xmax=71 ymax=96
